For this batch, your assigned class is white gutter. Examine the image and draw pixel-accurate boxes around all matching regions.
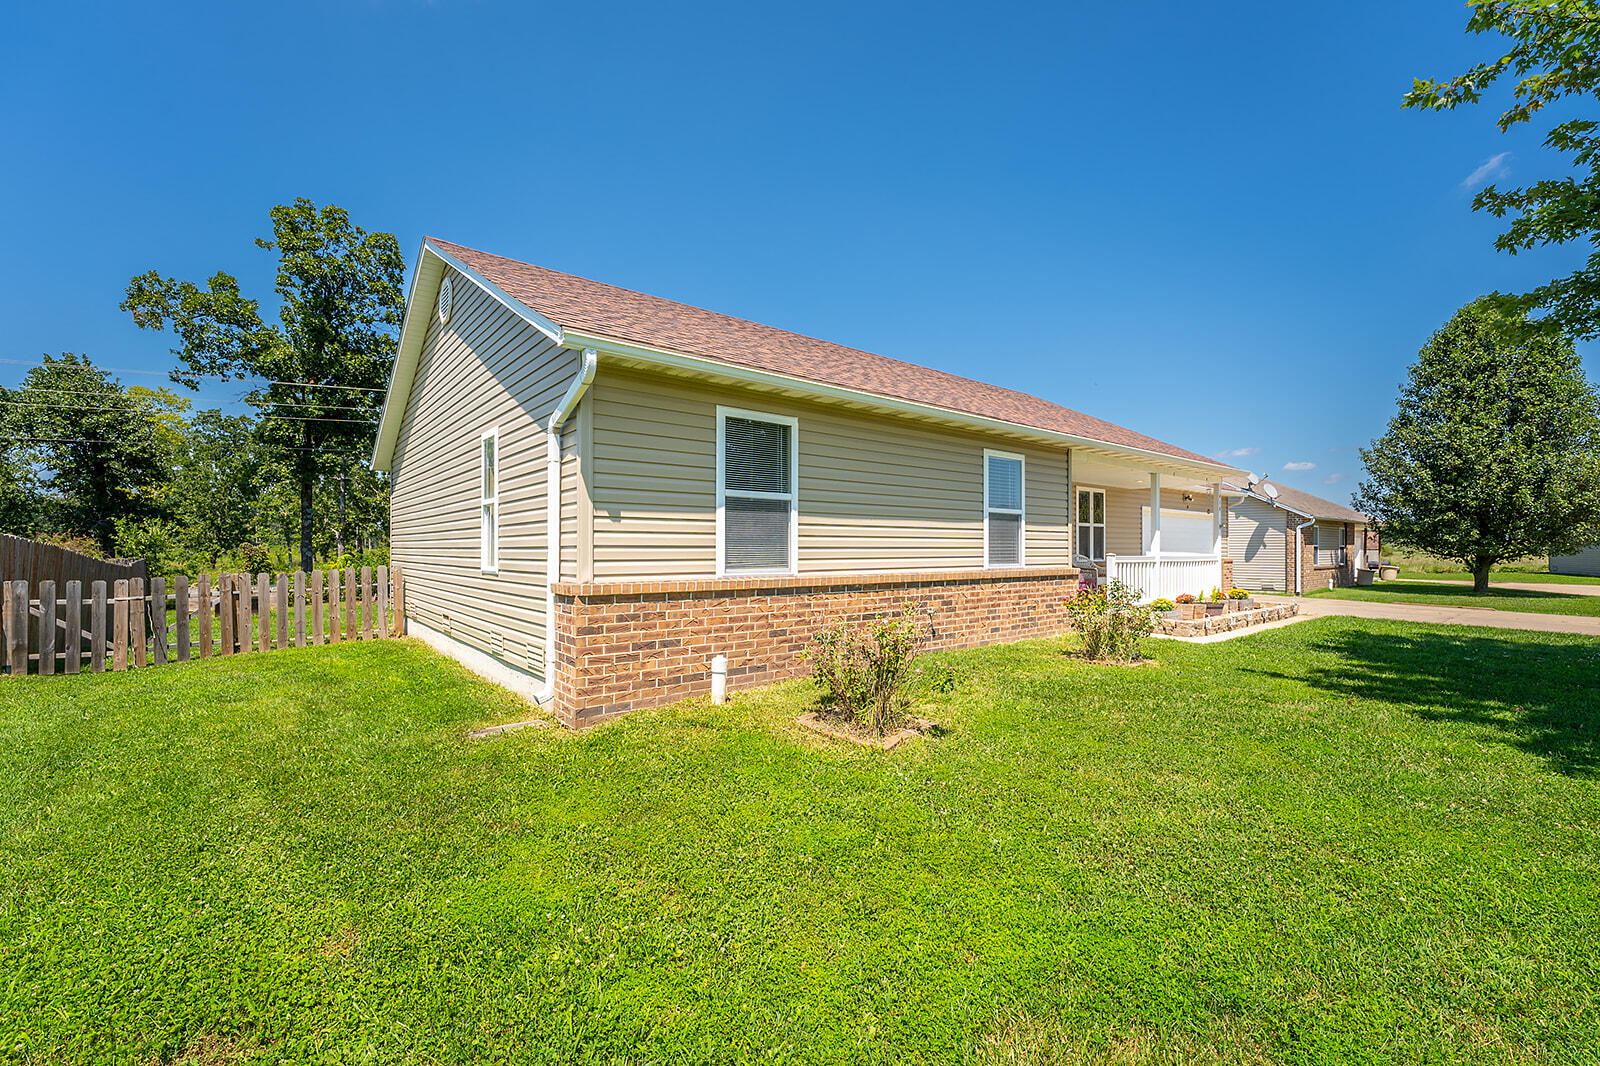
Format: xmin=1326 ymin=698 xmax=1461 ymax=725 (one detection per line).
xmin=534 ymin=347 xmax=598 ymax=705
xmin=559 ymin=328 xmax=1244 ymax=483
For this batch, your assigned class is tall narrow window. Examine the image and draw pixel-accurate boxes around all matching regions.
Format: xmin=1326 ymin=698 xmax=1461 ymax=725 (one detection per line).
xmin=718 ymin=408 xmax=797 ymax=574
xmin=985 ymin=451 xmax=1025 ymax=567
xmin=480 ymin=429 xmax=498 ymax=573
xmin=1077 ymin=488 xmax=1106 ymax=560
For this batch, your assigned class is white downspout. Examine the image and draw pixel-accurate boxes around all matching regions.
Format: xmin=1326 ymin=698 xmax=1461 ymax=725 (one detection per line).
xmin=1293 ymin=515 xmax=1310 ymax=596
xmin=534 ymin=347 xmax=598 ymax=705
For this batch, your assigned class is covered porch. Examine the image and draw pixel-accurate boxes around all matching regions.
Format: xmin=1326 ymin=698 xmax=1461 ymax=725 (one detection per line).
xmin=1070 ymin=452 xmax=1232 ymax=604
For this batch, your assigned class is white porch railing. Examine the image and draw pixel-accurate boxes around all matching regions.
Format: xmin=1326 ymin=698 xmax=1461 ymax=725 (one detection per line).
xmin=1104 ymin=553 xmax=1223 ymax=604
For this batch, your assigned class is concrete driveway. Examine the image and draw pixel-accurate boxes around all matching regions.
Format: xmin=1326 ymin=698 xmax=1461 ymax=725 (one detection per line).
xmin=1260 ymin=595 xmax=1600 ymax=637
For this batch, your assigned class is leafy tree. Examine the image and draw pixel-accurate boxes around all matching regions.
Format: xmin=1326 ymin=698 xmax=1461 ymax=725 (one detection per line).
xmin=0 ymin=386 xmax=44 ymax=535
xmin=171 ymin=410 xmax=263 ymax=567
xmin=1355 ymin=301 xmax=1600 ymax=591
xmin=9 ymin=354 xmax=175 ymax=555
xmin=122 ymin=200 xmax=405 ymax=571
xmin=1406 ymin=1 xmax=1600 ymax=337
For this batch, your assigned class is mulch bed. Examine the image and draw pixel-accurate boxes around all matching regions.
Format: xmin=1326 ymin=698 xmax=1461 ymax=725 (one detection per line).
xmin=796 ymin=711 xmax=939 ymax=750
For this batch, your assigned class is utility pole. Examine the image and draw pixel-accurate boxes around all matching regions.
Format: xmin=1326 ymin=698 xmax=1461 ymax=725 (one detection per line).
xmin=336 ymin=465 xmax=347 ymax=561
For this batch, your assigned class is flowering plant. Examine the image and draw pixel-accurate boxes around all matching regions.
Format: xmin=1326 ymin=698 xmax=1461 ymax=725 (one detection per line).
xmin=1149 ymin=598 xmax=1175 ymax=611
xmin=1227 ymin=588 xmax=1251 ymax=600
xmin=1175 ymin=594 xmax=1196 ymax=604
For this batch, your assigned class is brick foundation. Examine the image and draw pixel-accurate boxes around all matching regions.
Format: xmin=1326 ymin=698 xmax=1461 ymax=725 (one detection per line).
xmin=1221 ymin=558 xmax=1235 ymax=590
xmin=550 ymin=567 xmax=1079 ymax=727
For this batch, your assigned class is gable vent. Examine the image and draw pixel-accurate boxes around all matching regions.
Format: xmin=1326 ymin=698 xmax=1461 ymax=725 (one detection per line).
xmin=437 ymin=276 xmax=453 ymax=324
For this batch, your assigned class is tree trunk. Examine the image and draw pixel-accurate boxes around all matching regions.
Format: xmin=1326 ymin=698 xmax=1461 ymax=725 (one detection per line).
xmin=1472 ymin=558 xmax=1493 ymax=594
xmin=298 ymin=423 xmax=315 ymax=573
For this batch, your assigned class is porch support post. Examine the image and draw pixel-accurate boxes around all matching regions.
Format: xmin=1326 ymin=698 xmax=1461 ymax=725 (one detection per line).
xmin=1149 ymin=472 xmax=1162 ymax=599
xmin=1212 ymin=481 xmax=1224 ymax=593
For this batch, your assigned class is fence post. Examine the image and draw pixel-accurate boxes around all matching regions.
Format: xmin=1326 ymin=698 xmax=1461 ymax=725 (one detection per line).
xmin=8 ymin=581 xmax=28 ymax=675
xmin=360 ymin=565 xmax=373 ymax=640
xmin=173 ymin=574 xmax=190 ymax=663
xmin=38 ymin=580 xmax=56 ymax=676
xmin=376 ymin=566 xmax=388 ymax=641
xmin=149 ymin=577 xmax=168 ymax=666
xmin=257 ymin=573 xmax=270 ymax=653
xmin=327 ymin=570 xmax=341 ymax=644
xmin=294 ymin=571 xmax=306 ymax=648
xmin=275 ymin=573 xmax=288 ymax=650
xmin=237 ymin=575 xmax=252 ymax=654
xmin=113 ymin=579 xmax=129 ymax=671
xmin=91 ymin=581 xmax=107 ymax=673
xmin=218 ymin=575 xmax=234 ymax=656
xmin=130 ymin=578 xmax=147 ymax=669
xmin=392 ymin=566 xmax=405 ymax=636
xmin=310 ymin=570 xmax=323 ymax=647
xmin=64 ymin=579 xmax=82 ymax=675
xmin=344 ymin=568 xmax=356 ymax=641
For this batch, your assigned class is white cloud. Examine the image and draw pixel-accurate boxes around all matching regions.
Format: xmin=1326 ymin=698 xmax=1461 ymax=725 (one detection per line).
xmin=1217 ymin=446 xmax=1260 ymax=458
xmin=1461 ymin=151 xmax=1511 ymax=189
xmin=1283 ymin=461 xmax=1316 ymax=472
xmin=1323 ymin=473 xmax=1346 ymax=485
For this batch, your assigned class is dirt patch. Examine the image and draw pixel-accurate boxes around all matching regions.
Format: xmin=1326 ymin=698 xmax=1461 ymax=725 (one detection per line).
xmin=468 ymin=717 xmax=554 ymax=739
xmin=319 ymin=926 xmax=358 ymax=958
xmin=162 ymin=1032 xmax=259 ymax=1065
xmin=1067 ymin=655 xmax=1161 ymax=667
xmin=796 ymin=711 xmax=938 ymax=750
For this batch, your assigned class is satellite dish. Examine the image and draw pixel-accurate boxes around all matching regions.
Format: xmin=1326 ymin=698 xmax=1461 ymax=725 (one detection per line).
xmin=1245 ymin=472 xmax=1259 ymax=488
xmin=1263 ymin=483 xmax=1280 ymax=500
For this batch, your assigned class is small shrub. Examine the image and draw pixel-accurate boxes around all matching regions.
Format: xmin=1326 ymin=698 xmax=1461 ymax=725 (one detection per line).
xmin=1064 ymin=578 xmax=1156 ymax=663
xmin=238 ymin=542 xmax=270 ymax=574
xmin=1208 ymin=586 xmax=1225 ymax=603
xmin=805 ymin=603 xmax=934 ymax=736
xmin=1149 ymin=597 xmax=1176 ymax=612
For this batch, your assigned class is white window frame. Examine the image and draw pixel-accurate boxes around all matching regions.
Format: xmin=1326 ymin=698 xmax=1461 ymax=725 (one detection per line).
xmin=715 ymin=405 xmax=799 ymax=577
xmin=1316 ymin=521 xmax=1344 ymax=567
xmin=983 ymin=449 xmax=1026 ymax=569
xmin=1076 ymin=486 xmax=1107 ymax=561
xmin=479 ymin=427 xmax=499 ymax=575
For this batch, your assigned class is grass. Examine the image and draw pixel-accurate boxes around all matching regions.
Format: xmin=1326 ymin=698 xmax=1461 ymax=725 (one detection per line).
xmin=1396 ymin=569 xmax=1600 ymax=586
xmin=1382 ymin=549 xmax=1553 ymax=576
xmin=1306 ymin=581 xmax=1600 ymax=616
xmin=3 ymin=622 xmax=1599 ymax=1063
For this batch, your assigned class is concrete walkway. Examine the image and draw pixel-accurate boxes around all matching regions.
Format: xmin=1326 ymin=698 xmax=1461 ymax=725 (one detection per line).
xmin=1259 ymin=595 xmax=1600 ymax=636
xmin=1404 ymin=577 xmax=1600 ymax=597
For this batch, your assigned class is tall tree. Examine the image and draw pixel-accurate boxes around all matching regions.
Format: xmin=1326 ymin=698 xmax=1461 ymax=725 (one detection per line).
xmin=0 ymin=385 xmax=43 ymax=535
xmin=171 ymin=410 xmax=264 ymax=567
xmin=1355 ymin=301 xmax=1600 ymax=591
xmin=9 ymin=354 xmax=175 ymax=554
xmin=122 ymin=200 xmax=405 ymax=571
xmin=1406 ymin=1 xmax=1600 ymax=337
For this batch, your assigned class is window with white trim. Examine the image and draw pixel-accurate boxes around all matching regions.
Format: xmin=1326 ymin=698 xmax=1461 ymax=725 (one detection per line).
xmin=718 ymin=408 xmax=796 ymax=574
xmin=985 ymin=451 xmax=1025 ymax=567
xmin=1316 ymin=521 xmax=1343 ymax=566
xmin=1076 ymin=487 xmax=1106 ymax=560
xmin=480 ymin=429 xmax=498 ymax=573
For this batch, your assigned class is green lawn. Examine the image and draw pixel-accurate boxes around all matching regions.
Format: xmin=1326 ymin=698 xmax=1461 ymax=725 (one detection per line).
xmin=3 ymin=623 xmax=1598 ymax=1063
xmin=1396 ymin=569 xmax=1600 ymax=586
xmin=1306 ymin=580 xmax=1600 ymax=616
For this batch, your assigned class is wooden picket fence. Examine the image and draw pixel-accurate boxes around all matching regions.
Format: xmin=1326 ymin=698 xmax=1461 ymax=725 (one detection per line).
xmin=0 ymin=566 xmax=405 ymax=676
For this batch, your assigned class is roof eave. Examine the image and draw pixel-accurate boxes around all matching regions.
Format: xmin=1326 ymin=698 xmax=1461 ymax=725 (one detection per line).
xmin=560 ymin=326 xmax=1245 ymax=481
xmin=371 ymin=238 xmax=567 ymax=471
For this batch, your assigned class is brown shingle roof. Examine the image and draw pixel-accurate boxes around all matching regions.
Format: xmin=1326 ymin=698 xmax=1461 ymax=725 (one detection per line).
xmin=1222 ymin=479 xmax=1369 ymax=523
xmin=431 ymin=238 xmax=1232 ymax=470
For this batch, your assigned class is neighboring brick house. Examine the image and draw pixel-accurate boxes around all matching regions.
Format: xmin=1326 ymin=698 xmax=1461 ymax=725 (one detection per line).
xmin=372 ymin=238 xmax=1244 ymax=726
xmin=1223 ymin=479 xmax=1373 ymax=593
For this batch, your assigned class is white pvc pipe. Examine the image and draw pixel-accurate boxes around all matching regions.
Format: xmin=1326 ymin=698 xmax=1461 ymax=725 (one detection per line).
xmin=533 ymin=348 xmax=597 ymax=706
xmin=710 ymin=654 xmax=727 ymax=704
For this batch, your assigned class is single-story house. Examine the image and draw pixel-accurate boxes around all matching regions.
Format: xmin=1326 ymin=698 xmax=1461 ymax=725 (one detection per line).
xmin=1223 ymin=479 xmax=1373 ymax=593
xmin=1551 ymin=546 xmax=1600 ymax=576
xmin=372 ymin=238 xmax=1245 ymax=726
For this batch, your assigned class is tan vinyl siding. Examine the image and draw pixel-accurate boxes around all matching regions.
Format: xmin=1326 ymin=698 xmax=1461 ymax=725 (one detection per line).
xmin=1552 ymin=545 xmax=1600 ymax=576
xmin=588 ymin=370 xmax=1071 ymax=579
xmin=1227 ymin=496 xmax=1288 ymax=591
xmin=388 ymin=269 xmax=581 ymax=678
xmin=1091 ymin=486 xmax=1219 ymax=558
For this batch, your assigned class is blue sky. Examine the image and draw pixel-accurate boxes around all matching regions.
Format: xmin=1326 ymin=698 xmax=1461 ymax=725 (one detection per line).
xmin=2 ymin=1 xmax=1590 ymax=501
